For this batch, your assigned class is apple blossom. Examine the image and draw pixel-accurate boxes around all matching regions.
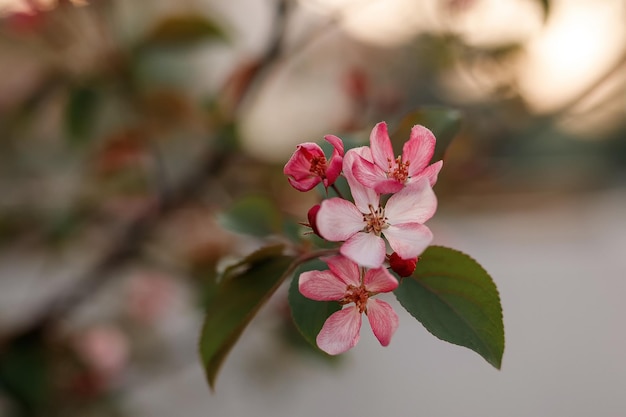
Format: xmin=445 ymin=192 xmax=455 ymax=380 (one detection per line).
xmin=284 ymin=135 xmax=344 ymax=192
xmin=316 ymin=148 xmax=437 ymax=268
xmin=352 ymin=122 xmax=443 ymax=194
xmin=299 ymin=255 xmax=399 ymax=355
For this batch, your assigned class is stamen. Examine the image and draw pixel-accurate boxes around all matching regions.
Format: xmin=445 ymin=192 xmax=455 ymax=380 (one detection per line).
xmin=341 ymin=284 xmax=370 ymax=313
xmin=309 ymin=156 xmax=327 ymax=177
xmin=389 ymin=155 xmax=410 ymax=183
xmin=363 ymin=204 xmax=388 ymax=235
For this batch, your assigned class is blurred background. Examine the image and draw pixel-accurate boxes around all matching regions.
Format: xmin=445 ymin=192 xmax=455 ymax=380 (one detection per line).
xmin=0 ymin=0 xmax=625 ymax=416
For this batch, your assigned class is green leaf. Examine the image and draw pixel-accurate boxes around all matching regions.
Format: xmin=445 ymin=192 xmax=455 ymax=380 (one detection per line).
xmin=390 ymin=107 xmax=462 ymax=162
xmin=394 ymin=246 xmax=504 ymax=369
xmin=288 ymin=259 xmax=342 ymax=349
xmin=218 ymin=195 xmax=282 ymax=237
xmin=141 ymin=15 xmax=225 ymax=48
xmin=65 ymin=85 xmax=99 ymax=145
xmin=199 ymin=245 xmax=295 ymax=389
xmin=0 ymin=327 xmax=51 ymax=414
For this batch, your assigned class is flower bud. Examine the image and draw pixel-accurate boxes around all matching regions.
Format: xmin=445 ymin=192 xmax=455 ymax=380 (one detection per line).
xmin=389 ymin=252 xmax=417 ymax=277
xmin=307 ymin=204 xmax=322 ymax=237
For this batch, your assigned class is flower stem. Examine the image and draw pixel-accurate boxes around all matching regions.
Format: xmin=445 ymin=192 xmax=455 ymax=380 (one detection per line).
xmin=331 ymin=184 xmax=345 ymax=199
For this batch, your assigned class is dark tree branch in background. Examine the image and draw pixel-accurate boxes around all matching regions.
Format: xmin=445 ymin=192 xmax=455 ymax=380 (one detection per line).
xmin=3 ymin=0 xmax=291 ymax=342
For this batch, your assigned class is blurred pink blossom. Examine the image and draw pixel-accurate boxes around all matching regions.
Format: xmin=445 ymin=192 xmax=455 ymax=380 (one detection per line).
xmin=126 ymin=273 xmax=176 ymax=324
xmin=74 ymin=324 xmax=129 ymax=384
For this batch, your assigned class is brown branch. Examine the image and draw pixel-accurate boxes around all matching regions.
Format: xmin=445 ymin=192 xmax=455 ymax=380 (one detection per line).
xmin=4 ymin=0 xmax=292 ymax=341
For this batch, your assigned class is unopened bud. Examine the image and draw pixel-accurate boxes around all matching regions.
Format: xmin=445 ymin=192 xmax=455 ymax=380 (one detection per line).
xmin=389 ymin=252 xmax=417 ymax=277
xmin=307 ymin=204 xmax=322 ymax=237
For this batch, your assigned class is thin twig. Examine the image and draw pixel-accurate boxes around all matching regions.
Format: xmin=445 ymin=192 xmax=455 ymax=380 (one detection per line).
xmin=5 ymin=0 xmax=293 ymax=340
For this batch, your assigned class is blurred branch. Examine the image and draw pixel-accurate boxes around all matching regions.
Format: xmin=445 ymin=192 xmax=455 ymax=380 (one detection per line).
xmin=3 ymin=0 xmax=292 ymax=341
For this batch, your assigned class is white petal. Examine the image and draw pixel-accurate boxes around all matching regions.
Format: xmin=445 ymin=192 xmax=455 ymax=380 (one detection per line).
xmin=316 ymin=198 xmax=364 ymax=241
xmin=316 ymin=307 xmax=362 ymax=355
xmin=383 ymin=223 xmax=433 ymax=260
xmin=343 ymin=148 xmax=379 ymax=213
xmin=385 ymin=178 xmax=437 ymax=224
xmin=340 ymin=232 xmax=386 ymax=269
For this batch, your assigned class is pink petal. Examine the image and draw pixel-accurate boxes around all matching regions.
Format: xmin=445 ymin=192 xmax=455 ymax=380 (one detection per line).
xmin=366 ymin=299 xmax=399 ymax=347
xmin=324 ymin=154 xmax=343 ymax=187
xmin=283 ymin=142 xmax=324 ymax=179
xmin=287 ymin=176 xmax=321 ymax=192
xmin=299 ymin=270 xmax=348 ymax=301
xmin=343 ymin=148 xmax=379 ymax=213
xmin=372 ymin=179 xmax=404 ymax=194
xmin=363 ymin=267 xmax=399 ymax=294
xmin=324 ymin=134 xmax=345 ymax=187
xmin=340 ymin=232 xmax=386 ymax=269
xmin=324 ymin=255 xmax=361 ymax=287
xmin=403 ymin=125 xmax=436 ymax=175
xmin=297 ymin=142 xmax=325 ymax=157
xmin=384 ymin=178 xmax=437 ymax=224
xmin=316 ymin=198 xmax=364 ymax=241
xmin=317 ymin=307 xmax=362 ymax=355
xmin=352 ymin=155 xmax=385 ymax=187
xmin=416 ymin=160 xmax=443 ymax=187
xmin=383 ymin=223 xmax=433 ymax=260
xmin=353 ymin=156 xmax=403 ymax=194
xmin=370 ymin=122 xmax=394 ymax=170
xmin=324 ymin=134 xmax=345 ymax=157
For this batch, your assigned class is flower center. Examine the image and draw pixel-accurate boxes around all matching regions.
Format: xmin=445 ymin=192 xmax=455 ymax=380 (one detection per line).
xmin=309 ymin=155 xmax=328 ymax=177
xmin=341 ymin=284 xmax=370 ymax=313
xmin=387 ymin=155 xmax=410 ymax=183
xmin=363 ymin=204 xmax=388 ymax=235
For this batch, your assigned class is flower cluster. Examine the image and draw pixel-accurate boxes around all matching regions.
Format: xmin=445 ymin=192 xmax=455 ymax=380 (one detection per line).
xmin=284 ymin=122 xmax=442 ymax=355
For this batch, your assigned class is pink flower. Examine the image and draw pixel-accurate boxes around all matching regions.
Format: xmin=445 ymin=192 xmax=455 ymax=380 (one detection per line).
xmin=74 ymin=325 xmax=129 ymax=385
xmin=299 ymin=255 xmax=399 ymax=355
xmin=316 ymin=148 xmax=437 ymax=268
xmin=352 ymin=122 xmax=443 ymax=194
xmin=284 ymin=135 xmax=344 ymax=192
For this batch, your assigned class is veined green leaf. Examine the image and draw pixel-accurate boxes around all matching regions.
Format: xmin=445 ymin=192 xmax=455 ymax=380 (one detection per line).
xmin=199 ymin=245 xmax=295 ymax=389
xmin=395 ymin=246 xmax=504 ymax=369
xmin=288 ymin=259 xmax=342 ymax=350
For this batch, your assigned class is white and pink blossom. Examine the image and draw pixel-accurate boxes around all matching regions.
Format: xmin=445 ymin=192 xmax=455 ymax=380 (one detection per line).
xmin=316 ymin=148 xmax=437 ymax=268
xmin=284 ymin=135 xmax=344 ymax=192
xmin=299 ymin=255 xmax=399 ymax=355
xmin=352 ymin=122 xmax=443 ymax=194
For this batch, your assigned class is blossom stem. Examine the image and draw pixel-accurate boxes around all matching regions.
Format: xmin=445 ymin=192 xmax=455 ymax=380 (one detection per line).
xmin=291 ymin=248 xmax=340 ymax=274
xmin=331 ymin=184 xmax=345 ymax=199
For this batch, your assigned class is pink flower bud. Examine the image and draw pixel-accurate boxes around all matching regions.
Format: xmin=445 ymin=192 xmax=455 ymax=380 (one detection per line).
xmin=307 ymin=204 xmax=322 ymax=237
xmin=389 ymin=252 xmax=417 ymax=277
xmin=283 ymin=136 xmax=344 ymax=192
